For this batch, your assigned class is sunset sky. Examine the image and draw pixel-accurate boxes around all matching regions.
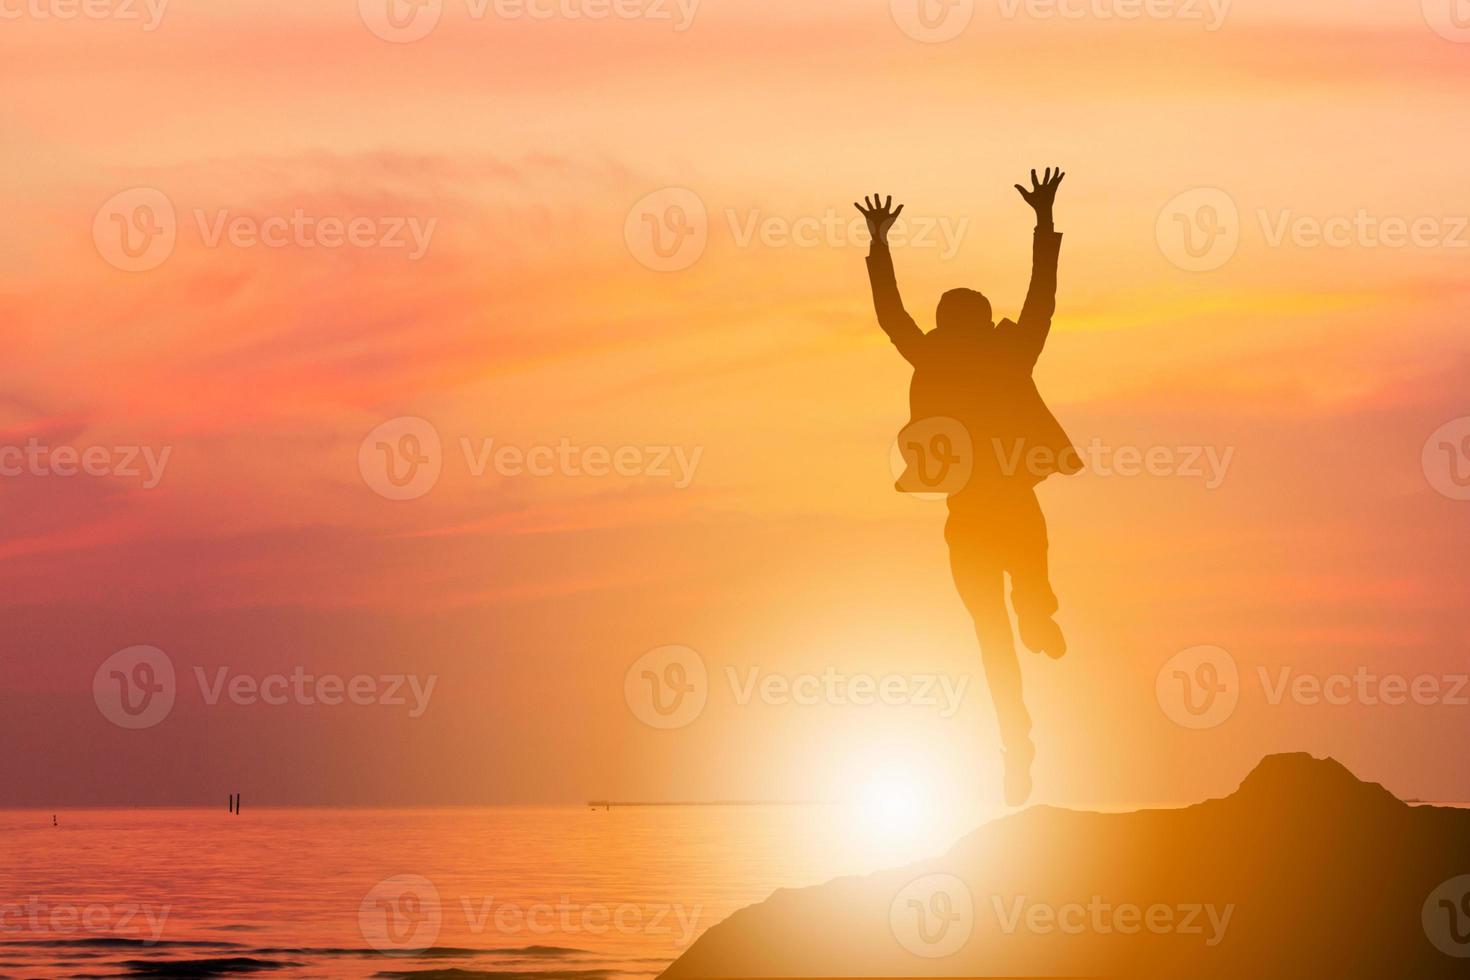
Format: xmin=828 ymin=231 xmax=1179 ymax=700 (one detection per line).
xmin=2 ymin=0 xmax=1468 ymax=810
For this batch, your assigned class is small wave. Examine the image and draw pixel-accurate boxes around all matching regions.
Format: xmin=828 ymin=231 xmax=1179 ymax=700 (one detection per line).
xmin=477 ymin=947 xmax=590 ymax=958
xmin=247 ymin=944 xmax=589 ymax=958
xmin=117 ymin=955 xmax=301 ymax=977
xmin=370 ymin=971 xmax=617 ymax=980
xmin=0 ymin=938 xmax=243 ymax=950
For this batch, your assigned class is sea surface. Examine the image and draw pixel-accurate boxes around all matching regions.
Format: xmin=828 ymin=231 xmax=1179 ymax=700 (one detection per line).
xmin=0 ymin=803 xmax=979 ymax=979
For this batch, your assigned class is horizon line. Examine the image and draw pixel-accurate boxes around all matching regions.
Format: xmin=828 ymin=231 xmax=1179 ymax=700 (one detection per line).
xmin=0 ymin=799 xmax=845 ymax=811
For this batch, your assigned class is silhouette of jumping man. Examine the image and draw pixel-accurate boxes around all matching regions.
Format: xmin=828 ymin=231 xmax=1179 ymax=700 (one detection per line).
xmin=857 ymin=169 xmax=1079 ymax=806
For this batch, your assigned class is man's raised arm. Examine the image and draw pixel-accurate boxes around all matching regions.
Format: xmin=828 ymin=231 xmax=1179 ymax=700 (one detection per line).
xmin=856 ymin=194 xmax=924 ymax=366
xmin=1014 ymin=168 xmax=1065 ymax=366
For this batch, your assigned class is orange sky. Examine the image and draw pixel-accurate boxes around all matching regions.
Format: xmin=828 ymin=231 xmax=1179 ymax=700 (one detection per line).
xmin=2 ymin=0 xmax=1468 ymax=808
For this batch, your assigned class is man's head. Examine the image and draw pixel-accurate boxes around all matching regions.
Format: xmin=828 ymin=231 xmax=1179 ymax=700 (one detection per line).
xmin=936 ymin=288 xmax=993 ymax=331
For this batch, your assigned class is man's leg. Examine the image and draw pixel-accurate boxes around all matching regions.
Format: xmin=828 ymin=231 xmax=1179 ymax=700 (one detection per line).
xmin=946 ymin=524 xmax=1033 ymax=753
xmin=1010 ymin=489 xmax=1066 ymax=659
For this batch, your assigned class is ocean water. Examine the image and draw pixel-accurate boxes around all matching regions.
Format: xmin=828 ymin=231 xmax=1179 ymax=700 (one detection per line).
xmin=0 ymin=804 xmax=976 ymax=979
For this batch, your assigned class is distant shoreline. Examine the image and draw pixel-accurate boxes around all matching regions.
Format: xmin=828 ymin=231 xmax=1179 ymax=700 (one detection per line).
xmin=0 ymin=801 xmax=844 ymax=811
xmin=586 ymin=800 xmax=836 ymax=808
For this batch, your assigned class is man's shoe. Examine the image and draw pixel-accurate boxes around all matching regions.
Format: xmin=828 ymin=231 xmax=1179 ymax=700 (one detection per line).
xmin=1002 ymin=741 xmax=1036 ymax=807
xmin=1020 ymin=616 xmax=1068 ymax=660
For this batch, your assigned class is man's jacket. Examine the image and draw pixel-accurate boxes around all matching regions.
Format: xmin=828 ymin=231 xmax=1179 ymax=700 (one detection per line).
xmin=866 ymin=228 xmax=1081 ymax=493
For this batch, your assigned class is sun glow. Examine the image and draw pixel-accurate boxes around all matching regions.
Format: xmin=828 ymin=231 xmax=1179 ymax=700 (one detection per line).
xmin=824 ymin=727 xmax=996 ymax=864
xmin=841 ymin=760 xmax=979 ymax=866
xmin=855 ymin=771 xmax=930 ymax=839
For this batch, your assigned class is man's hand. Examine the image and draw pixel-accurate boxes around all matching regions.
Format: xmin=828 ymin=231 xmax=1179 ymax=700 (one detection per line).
xmin=1015 ymin=167 xmax=1065 ymax=221
xmin=855 ymin=194 xmax=904 ymax=244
